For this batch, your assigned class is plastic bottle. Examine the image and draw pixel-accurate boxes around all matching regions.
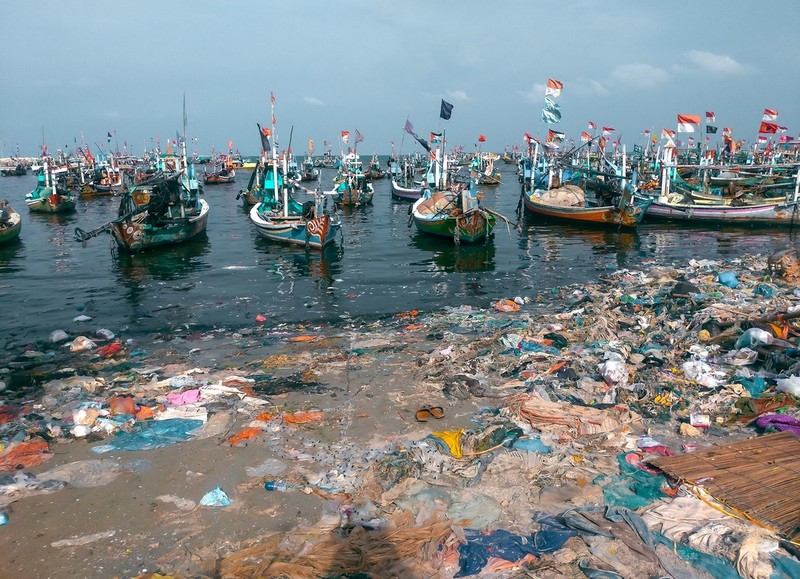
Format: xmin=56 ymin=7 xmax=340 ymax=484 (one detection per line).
xmin=264 ymin=481 xmax=291 ymax=492
xmin=0 ymin=512 xmax=8 ymax=525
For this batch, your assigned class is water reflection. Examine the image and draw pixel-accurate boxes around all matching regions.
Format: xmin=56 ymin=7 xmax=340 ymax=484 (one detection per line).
xmin=112 ymin=234 xmax=211 ymax=284
xmin=0 ymin=238 xmax=24 ymax=273
xmin=410 ymin=232 xmax=496 ymax=272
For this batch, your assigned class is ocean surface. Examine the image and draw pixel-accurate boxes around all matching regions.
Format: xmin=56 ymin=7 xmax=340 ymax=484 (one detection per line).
xmin=0 ymin=159 xmax=797 ymax=349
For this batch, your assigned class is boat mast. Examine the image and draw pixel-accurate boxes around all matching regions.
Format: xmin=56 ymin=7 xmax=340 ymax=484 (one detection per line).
xmin=270 ymin=92 xmax=279 ymax=216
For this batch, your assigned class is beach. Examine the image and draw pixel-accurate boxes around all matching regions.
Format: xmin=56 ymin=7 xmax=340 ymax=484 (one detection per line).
xmin=2 ymin=254 xmax=800 ymax=578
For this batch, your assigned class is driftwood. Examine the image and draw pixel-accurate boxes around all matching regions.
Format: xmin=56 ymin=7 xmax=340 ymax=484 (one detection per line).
xmin=708 ymin=307 xmax=800 ymax=345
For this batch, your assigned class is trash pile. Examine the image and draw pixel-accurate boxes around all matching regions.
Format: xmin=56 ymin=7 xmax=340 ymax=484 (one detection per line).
xmin=2 ymin=254 xmax=800 ymax=577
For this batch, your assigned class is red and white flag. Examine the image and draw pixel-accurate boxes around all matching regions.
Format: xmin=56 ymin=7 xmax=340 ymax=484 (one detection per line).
xmin=777 ymin=126 xmax=788 ymax=134
xmin=722 ymin=127 xmax=732 ymax=137
xmin=602 ymin=126 xmax=614 ymax=136
xmin=759 ymin=122 xmax=778 ymax=134
xmin=762 ymin=108 xmax=778 ymax=121
xmin=341 ymin=130 xmax=350 ymax=143
xmin=661 ymin=128 xmax=676 ymax=139
xmin=545 ymin=78 xmax=563 ymax=98
xmin=757 ymin=136 xmax=768 ymax=145
xmin=587 ymin=121 xmax=596 ymax=130
xmin=705 ymin=111 xmax=715 ymax=123
xmin=676 ymin=114 xmax=701 ymax=132
xmin=580 ymin=131 xmax=592 ymax=142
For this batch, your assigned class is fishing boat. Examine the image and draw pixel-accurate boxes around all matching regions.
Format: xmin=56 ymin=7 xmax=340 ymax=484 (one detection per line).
xmin=390 ymin=156 xmax=424 ymax=201
xmin=249 ymin=102 xmax=341 ymax=249
xmin=367 ymin=154 xmax=385 ymax=180
xmin=1 ymin=163 xmax=27 ymax=177
xmin=327 ymin=152 xmax=374 ymax=206
xmin=25 ymin=160 xmax=77 ymax=213
xmin=0 ymin=201 xmax=22 ymax=244
xmin=637 ymin=151 xmax=800 ymax=226
xmin=204 ymin=153 xmax=236 ymax=184
xmin=299 ymin=156 xmax=319 ymax=181
xmin=412 ymin=173 xmax=497 ymax=243
xmin=522 ymin=144 xmax=650 ymax=229
xmin=75 ymin=138 xmax=210 ymax=252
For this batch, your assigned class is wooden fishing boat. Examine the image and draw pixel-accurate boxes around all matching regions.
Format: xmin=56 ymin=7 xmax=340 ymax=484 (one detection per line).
xmin=1 ymin=163 xmax=27 ymax=177
xmin=390 ymin=157 xmax=423 ymax=201
xmin=204 ymin=166 xmax=236 ymax=184
xmin=299 ymin=156 xmax=319 ymax=182
xmin=25 ymin=162 xmax=77 ymax=213
xmin=524 ymin=183 xmax=650 ymax=229
xmin=412 ymin=174 xmax=497 ymax=244
xmin=75 ymin=139 xmax=210 ymax=252
xmin=0 ymin=203 xmax=22 ymax=244
xmin=249 ymin=101 xmax=341 ymax=249
xmin=327 ymin=154 xmax=374 ymax=206
xmin=367 ymin=154 xmax=385 ymax=180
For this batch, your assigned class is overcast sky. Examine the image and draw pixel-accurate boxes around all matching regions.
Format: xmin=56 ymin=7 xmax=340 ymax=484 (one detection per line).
xmin=2 ymin=1 xmax=798 ymax=157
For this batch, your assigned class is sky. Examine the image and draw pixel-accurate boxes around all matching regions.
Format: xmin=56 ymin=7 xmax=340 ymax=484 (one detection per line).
xmin=2 ymin=0 xmax=799 ymax=158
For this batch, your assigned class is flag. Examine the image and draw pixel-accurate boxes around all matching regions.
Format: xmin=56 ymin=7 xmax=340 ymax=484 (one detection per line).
xmin=588 ymin=121 xmax=596 ymax=130
xmin=430 ymin=131 xmax=442 ymax=143
xmin=323 ymin=140 xmax=331 ymax=147
xmin=404 ymin=119 xmax=417 ymax=137
xmin=523 ymin=132 xmax=533 ymax=143
xmin=643 ymin=129 xmax=651 ymax=135
xmin=257 ymin=123 xmax=271 ymax=151
xmin=545 ymin=78 xmax=563 ymax=98
xmin=677 ymin=114 xmax=701 ymax=132
xmin=602 ymin=126 xmax=614 ymax=136
xmin=440 ymin=99 xmax=453 ymax=120
xmin=762 ymin=108 xmax=778 ymax=121
xmin=548 ymin=129 xmax=565 ymax=141
xmin=477 ymin=134 xmax=486 ymax=142
xmin=779 ymin=135 xmax=790 ymax=143
xmin=107 ymin=131 xmax=112 ymax=142
xmin=757 ymin=136 xmax=768 ymax=145
xmin=687 ymin=136 xmax=695 ymax=147
xmin=706 ymin=111 xmax=716 ymax=123
xmin=777 ymin=126 xmax=788 ymax=134
xmin=759 ymin=122 xmax=778 ymax=134
xmin=661 ymin=128 xmax=676 ymax=139
xmin=542 ymin=98 xmax=561 ymax=124
xmin=308 ymin=138 xmax=313 ymax=153
xmin=580 ymin=131 xmax=592 ymax=143
xmin=270 ymin=91 xmax=275 ymax=104
xmin=706 ymin=125 xmax=718 ymax=134
xmin=722 ymin=127 xmax=732 ymax=137
xmin=341 ymin=130 xmax=350 ymax=143
xmin=227 ymin=139 xmax=233 ymax=150
xmin=355 ymin=129 xmax=364 ymax=143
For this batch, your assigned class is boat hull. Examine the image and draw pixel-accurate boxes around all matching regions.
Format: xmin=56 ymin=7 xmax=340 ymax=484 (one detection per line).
xmin=524 ymin=195 xmax=649 ymax=229
xmin=26 ymin=192 xmax=76 ymax=213
xmin=642 ymin=196 xmax=800 ymax=225
xmin=111 ymin=199 xmax=210 ymax=252
xmin=249 ymin=205 xmax=340 ymax=249
xmin=412 ymin=193 xmax=495 ymax=243
xmin=390 ymin=179 xmax=423 ymax=201
xmin=0 ymin=211 xmax=22 ymax=244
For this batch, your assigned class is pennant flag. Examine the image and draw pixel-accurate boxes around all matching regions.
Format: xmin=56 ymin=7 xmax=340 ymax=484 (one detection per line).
xmin=759 ymin=122 xmax=778 ymax=134
xmin=580 ymin=131 xmax=592 ymax=143
xmin=706 ymin=111 xmax=716 ymax=123
xmin=440 ymin=99 xmax=454 ymax=120
xmin=430 ymin=131 xmax=442 ymax=143
xmin=404 ymin=119 xmax=417 ymax=137
xmin=706 ymin=125 xmax=718 ymax=134
xmin=548 ymin=129 xmax=565 ymax=141
xmin=602 ymin=126 xmax=615 ymax=136
xmin=722 ymin=127 xmax=732 ymax=137
xmin=588 ymin=121 xmax=596 ymax=130
xmin=477 ymin=134 xmax=487 ymax=142
xmin=661 ymin=128 xmax=676 ymax=139
xmin=545 ymin=78 xmax=563 ymax=98
xmin=355 ymin=129 xmax=364 ymax=143
xmin=341 ymin=130 xmax=350 ymax=143
xmin=762 ymin=108 xmax=778 ymax=121
xmin=676 ymin=114 xmax=701 ymax=132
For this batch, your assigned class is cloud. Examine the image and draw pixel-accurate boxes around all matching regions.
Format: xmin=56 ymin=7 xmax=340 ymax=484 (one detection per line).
xmin=588 ymin=80 xmax=609 ymax=96
xmin=303 ymin=96 xmax=324 ymax=106
xmin=446 ymin=90 xmax=469 ymax=102
xmin=684 ymin=50 xmax=750 ymax=75
xmin=519 ymin=84 xmax=545 ymax=104
xmin=610 ymin=63 xmax=670 ymax=89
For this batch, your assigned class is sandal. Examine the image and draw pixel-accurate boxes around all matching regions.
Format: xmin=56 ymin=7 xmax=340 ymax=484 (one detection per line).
xmin=415 ymin=406 xmax=445 ymax=422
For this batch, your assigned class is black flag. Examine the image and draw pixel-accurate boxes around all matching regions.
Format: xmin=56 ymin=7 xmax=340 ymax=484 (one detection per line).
xmin=440 ymin=99 xmax=453 ymax=120
xmin=706 ymin=125 xmax=718 ymax=134
xmin=257 ymin=123 xmax=271 ymax=152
